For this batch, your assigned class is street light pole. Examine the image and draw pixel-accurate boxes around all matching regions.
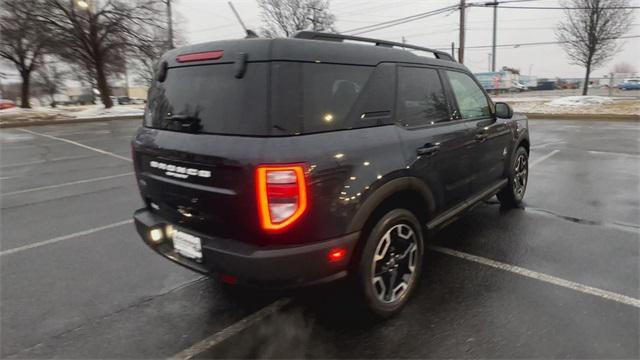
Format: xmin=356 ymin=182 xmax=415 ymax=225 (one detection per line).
xmin=491 ymin=2 xmax=497 ymax=72
xmin=458 ymin=0 xmax=466 ymax=64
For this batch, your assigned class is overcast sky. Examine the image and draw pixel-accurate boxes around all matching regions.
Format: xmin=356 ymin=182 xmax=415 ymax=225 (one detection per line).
xmin=176 ymin=0 xmax=639 ymax=78
xmin=0 ymin=0 xmax=637 ymax=83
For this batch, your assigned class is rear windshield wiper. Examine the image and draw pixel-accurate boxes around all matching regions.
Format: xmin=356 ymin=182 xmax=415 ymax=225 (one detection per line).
xmin=168 ymin=114 xmax=202 ymax=132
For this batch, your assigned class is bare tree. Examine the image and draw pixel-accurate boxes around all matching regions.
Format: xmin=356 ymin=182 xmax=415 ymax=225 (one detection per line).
xmin=132 ymin=5 xmax=186 ymax=87
xmin=611 ymin=62 xmax=637 ymax=74
xmin=35 ymin=60 xmax=67 ymax=107
xmin=257 ymin=0 xmax=336 ymax=38
xmin=556 ymin=0 xmax=633 ymax=95
xmin=0 ymin=0 xmax=48 ymax=108
xmin=36 ymin=0 xmax=163 ymax=108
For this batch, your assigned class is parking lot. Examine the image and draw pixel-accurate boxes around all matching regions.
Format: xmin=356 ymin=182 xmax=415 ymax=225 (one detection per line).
xmin=1 ymin=118 xmax=638 ymax=358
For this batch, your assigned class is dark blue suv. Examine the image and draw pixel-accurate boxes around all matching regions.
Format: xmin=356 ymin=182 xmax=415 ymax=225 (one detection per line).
xmin=132 ymin=32 xmax=530 ymax=317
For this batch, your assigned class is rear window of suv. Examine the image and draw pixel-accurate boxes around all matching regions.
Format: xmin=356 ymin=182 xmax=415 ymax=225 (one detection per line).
xmin=145 ymin=62 xmax=376 ymax=136
xmin=146 ymin=63 xmax=270 ymax=135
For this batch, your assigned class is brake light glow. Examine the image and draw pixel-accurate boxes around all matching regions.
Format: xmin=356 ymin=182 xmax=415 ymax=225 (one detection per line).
xmin=176 ymin=50 xmax=223 ymax=63
xmin=256 ymin=164 xmax=308 ymax=231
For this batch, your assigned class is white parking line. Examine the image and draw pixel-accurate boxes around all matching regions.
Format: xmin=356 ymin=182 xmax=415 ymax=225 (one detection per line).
xmin=172 ymin=243 xmax=640 ymax=357
xmin=171 ymin=298 xmax=292 ymax=360
xmin=429 ymin=245 xmax=640 ymax=308
xmin=0 ymin=172 xmax=134 ymax=197
xmin=0 ymin=220 xmax=133 ymax=256
xmin=587 ymin=150 xmax=640 ymax=159
xmin=18 ymin=128 xmax=132 ymax=162
xmin=530 ymin=140 xmax=565 ymax=150
xmin=530 ymin=149 xmax=559 ymax=168
xmin=0 ymin=154 xmax=94 ymax=168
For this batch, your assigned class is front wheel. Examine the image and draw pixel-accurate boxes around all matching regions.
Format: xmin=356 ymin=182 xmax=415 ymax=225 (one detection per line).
xmin=355 ymin=209 xmax=424 ymax=318
xmin=498 ymin=146 xmax=529 ymax=208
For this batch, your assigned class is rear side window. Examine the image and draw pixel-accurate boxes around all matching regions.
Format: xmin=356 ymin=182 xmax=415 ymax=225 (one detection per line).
xmin=271 ymin=63 xmax=375 ymax=134
xmin=445 ymin=70 xmax=491 ymax=119
xmin=301 ymin=64 xmax=372 ymax=133
xmin=396 ymin=67 xmax=449 ymax=127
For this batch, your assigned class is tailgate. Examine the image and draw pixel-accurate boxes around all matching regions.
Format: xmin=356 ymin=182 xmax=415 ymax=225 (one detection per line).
xmin=133 ymin=128 xmax=264 ymax=243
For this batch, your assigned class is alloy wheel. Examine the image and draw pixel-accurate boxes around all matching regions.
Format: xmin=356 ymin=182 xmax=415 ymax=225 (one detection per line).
xmin=513 ymin=152 xmax=528 ymax=198
xmin=370 ymin=223 xmax=418 ymax=303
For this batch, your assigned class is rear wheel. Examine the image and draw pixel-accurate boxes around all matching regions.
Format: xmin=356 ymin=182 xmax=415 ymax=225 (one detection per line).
xmin=355 ymin=209 xmax=424 ymax=318
xmin=498 ymin=146 xmax=528 ymax=208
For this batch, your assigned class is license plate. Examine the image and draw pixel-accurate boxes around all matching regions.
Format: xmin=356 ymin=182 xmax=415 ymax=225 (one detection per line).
xmin=172 ymin=229 xmax=202 ymax=260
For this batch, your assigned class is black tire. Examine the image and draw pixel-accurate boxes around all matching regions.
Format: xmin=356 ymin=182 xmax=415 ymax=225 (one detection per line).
xmin=498 ymin=146 xmax=529 ymax=208
xmin=355 ymin=209 xmax=424 ymax=318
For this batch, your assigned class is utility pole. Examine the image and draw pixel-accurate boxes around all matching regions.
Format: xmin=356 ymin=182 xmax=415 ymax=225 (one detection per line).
xmin=490 ymin=2 xmax=498 ymax=72
xmin=451 ymin=42 xmax=455 ymax=59
xmin=402 ymin=36 xmax=406 ymax=49
xmin=166 ymin=0 xmax=174 ymax=49
xmin=458 ymin=0 xmax=466 ymax=64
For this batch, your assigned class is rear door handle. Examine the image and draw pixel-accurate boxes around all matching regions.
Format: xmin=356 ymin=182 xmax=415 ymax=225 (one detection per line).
xmin=475 ymin=132 xmax=489 ymax=141
xmin=416 ymin=144 xmax=440 ymax=156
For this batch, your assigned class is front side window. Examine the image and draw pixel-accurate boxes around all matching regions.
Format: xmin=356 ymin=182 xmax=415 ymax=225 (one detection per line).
xmin=446 ymin=71 xmax=491 ymax=119
xmin=396 ymin=67 xmax=449 ymax=127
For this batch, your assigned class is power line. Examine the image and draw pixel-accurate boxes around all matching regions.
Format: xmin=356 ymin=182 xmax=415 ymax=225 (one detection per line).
xmin=434 ymin=34 xmax=640 ymax=50
xmin=342 ymin=4 xmax=460 ymax=35
xmin=474 ymin=5 xmax=640 ymax=9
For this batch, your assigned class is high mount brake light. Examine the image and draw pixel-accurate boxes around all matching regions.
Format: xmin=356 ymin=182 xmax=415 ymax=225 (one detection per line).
xmin=176 ymin=50 xmax=223 ymax=63
xmin=256 ymin=164 xmax=308 ymax=231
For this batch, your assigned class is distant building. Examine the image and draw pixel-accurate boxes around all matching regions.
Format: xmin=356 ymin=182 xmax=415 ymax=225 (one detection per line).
xmin=111 ymin=86 xmax=148 ymax=100
xmin=474 ymin=70 xmax=538 ymax=91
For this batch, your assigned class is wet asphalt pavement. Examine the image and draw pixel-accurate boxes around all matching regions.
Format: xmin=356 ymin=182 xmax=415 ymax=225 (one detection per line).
xmin=0 ymin=119 xmax=638 ymax=358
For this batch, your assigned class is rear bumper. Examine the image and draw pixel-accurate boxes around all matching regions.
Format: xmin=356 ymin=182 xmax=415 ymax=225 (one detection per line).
xmin=133 ymin=208 xmax=360 ymax=289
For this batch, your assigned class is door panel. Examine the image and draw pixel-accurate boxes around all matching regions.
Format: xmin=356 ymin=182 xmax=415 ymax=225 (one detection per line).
xmin=398 ymin=123 xmax=476 ymax=211
xmin=443 ymin=70 xmax=511 ymax=194
xmin=470 ymin=118 xmax=512 ymax=192
xmin=395 ymin=66 xmax=476 ymax=213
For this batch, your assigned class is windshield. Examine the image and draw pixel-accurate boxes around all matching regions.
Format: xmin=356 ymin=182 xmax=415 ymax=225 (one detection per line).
xmin=145 ymin=62 xmax=374 ymax=136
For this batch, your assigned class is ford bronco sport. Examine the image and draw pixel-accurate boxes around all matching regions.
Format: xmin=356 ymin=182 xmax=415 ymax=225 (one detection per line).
xmin=132 ymin=32 xmax=530 ymax=317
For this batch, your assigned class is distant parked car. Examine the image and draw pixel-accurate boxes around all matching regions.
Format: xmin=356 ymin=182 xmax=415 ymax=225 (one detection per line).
xmin=0 ymin=99 xmax=17 ymax=110
xmin=117 ymin=96 xmax=132 ymax=105
xmin=130 ymin=98 xmax=146 ymax=104
xmin=618 ymin=79 xmax=640 ymax=90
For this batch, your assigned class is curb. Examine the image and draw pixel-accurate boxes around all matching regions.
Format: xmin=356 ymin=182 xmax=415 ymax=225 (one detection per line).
xmin=523 ymin=113 xmax=639 ymax=122
xmin=0 ymin=115 xmax=143 ymax=128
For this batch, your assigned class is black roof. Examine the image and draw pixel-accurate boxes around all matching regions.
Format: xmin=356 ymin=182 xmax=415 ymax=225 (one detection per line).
xmin=162 ymin=32 xmax=467 ymax=71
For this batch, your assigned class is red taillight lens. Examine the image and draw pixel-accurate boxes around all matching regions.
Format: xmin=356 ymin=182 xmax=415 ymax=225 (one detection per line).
xmin=256 ymin=164 xmax=308 ymax=231
xmin=176 ymin=50 xmax=223 ymax=63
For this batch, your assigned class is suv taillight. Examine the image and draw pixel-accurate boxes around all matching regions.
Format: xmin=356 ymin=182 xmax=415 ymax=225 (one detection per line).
xmin=256 ymin=164 xmax=308 ymax=231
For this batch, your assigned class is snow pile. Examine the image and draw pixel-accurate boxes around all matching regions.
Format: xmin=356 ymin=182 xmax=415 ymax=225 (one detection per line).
xmin=0 ymin=106 xmax=71 ymax=119
xmin=0 ymin=104 xmax=145 ymax=125
xmin=74 ymin=104 xmax=144 ymax=118
xmin=547 ymin=96 xmax=614 ymax=107
xmin=493 ymin=97 xmax=551 ymax=103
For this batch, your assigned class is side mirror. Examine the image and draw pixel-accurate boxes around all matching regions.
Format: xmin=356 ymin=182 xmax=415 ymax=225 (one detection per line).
xmin=495 ymin=102 xmax=513 ymax=119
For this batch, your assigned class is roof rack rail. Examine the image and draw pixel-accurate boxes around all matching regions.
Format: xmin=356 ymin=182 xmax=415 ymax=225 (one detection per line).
xmin=294 ymin=31 xmax=456 ymax=62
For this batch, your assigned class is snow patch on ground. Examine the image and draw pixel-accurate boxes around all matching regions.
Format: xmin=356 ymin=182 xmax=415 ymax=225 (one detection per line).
xmin=0 ymin=104 xmax=144 ymax=125
xmin=547 ymin=96 xmax=614 ymax=107
xmin=493 ymin=95 xmax=639 ymax=115
xmin=73 ymin=105 xmax=144 ymax=118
